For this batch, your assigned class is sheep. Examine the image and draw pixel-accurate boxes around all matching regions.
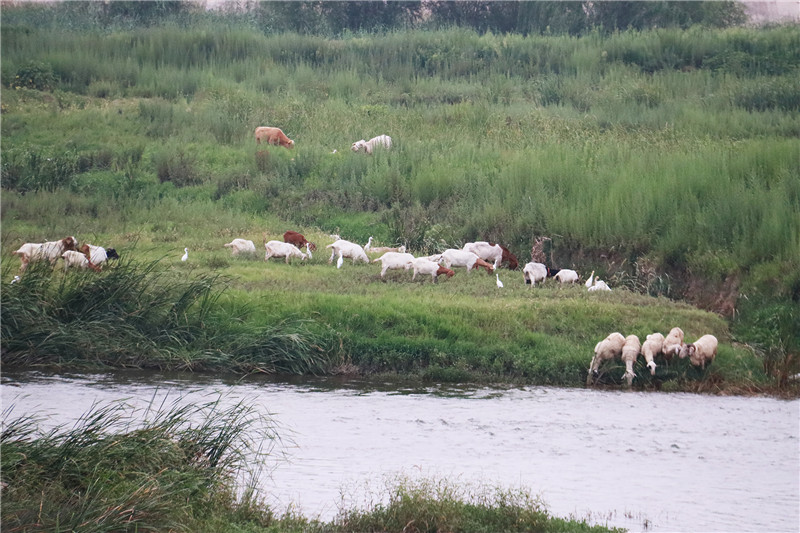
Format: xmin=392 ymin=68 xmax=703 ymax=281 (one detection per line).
xmin=62 ymin=250 xmax=100 ymax=272
xmin=351 ymin=134 xmax=392 ymax=154
xmin=326 ymin=239 xmax=369 ymax=266
xmin=283 ymin=231 xmax=316 ymax=252
xmin=554 ymin=269 xmax=579 ymax=284
xmin=79 ymin=243 xmax=118 ymax=266
xmin=587 ymin=332 xmax=626 ymax=385
xmin=411 ymin=258 xmax=454 ymax=282
xmin=13 ymin=236 xmax=78 ymax=272
xmin=264 ymin=240 xmax=307 ymax=264
xmin=681 ymin=334 xmax=718 ymax=369
xmin=440 ymin=249 xmax=494 ymax=274
xmin=373 ymin=252 xmax=415 ymax=279
xmin=522 ymin=262 xmax=548 ymax=286
xmin=640 ymin=333 xmax=664 ymax=376
xmin=662 ymin=327 xmax=685 ymax=362
xmin=621 ymin=334 xmax=642 ymax=387
xmin=224 ymin=238 xmax=257 ymax=256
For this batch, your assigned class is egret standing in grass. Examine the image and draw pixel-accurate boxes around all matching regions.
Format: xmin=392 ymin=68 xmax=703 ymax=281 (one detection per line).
xmin=181 ymin=248 xmax=188 ymax=262
xmin=496 ymin=273 xmax=504 ymax=288
xmin=585 ymin=270 xmax=595 ymax=288
xmin=336 ymin=253 xmax=344 ymax=269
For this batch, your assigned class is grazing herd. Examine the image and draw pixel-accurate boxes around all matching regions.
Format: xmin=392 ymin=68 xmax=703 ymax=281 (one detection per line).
xmin=588 ymin=326 xmax=719 ymax=386
xmin=12 ymin=236 xmax=118 ymax=272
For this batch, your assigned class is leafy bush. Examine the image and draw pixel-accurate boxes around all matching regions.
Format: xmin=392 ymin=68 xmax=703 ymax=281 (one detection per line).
xmin=10 ymin=60 xmax=58 ymax=91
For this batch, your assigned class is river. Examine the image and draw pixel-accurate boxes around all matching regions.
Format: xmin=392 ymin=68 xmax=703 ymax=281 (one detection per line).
xmin=2 ymin=371 xmax=798 ymax=533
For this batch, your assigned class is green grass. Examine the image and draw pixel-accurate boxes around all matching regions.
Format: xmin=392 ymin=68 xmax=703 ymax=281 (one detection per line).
xmin=1 ymin=21 xmax=798 ymax=391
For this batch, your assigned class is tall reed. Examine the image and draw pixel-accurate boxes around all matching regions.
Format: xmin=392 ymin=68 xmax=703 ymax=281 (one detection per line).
xmin=1 ymin=397 xmax=276 ymax=532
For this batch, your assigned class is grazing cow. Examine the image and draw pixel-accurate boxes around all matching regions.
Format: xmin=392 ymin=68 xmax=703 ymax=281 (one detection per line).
xmin=254 ymin=126 xmax=294 ymax=149
xmin=13 ymin=236 xmax=78 ymax=272
xmin=283 ymin=231 xmax=316 ymax=252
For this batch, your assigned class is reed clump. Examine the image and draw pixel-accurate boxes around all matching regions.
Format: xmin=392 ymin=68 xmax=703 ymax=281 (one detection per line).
xmin=1 ymin=399 xmax=276 ymax=532
xmin=0 ymin=258 xmax=335 ymax=374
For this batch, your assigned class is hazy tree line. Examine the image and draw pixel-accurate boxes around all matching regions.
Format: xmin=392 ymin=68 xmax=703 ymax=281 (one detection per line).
xmin=3 ymin=1 xmax=748 ymax=35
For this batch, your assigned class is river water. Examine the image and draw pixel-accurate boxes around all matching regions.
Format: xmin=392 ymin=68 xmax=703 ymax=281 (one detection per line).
xmin=2 ymin=371 xmax=798 ymax=533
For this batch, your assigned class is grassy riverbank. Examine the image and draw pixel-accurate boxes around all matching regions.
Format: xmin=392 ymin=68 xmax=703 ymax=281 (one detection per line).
xmin=1 ymin=22 xmax=798 ymax=391
xmin=0 ymin=244 xmax=771 ymax=394
xmin=0 ymin=401 xmax=622 ymax=533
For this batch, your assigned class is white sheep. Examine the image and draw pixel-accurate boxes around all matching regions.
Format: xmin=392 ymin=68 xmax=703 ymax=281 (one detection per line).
xmin=224 ymin=238 xmax=257 ymax=256
xmin=681 ymin=334 xmax=718 ymax=369
xmin=264 ymin=240 xmax=307 ymax=264
xmin=621 ymin=334 xmax=642 ymax=387
xmin=411 ymin=257 xmax=454 ymax=283
xmin=640 ymin=333 xmax=664 ymax=375
xmin=587 ymin=332 xmax=626 ymax=385
xmin=522 ymin=262 xmax=548 ymax=286
xmin=62 ymin=250 xmax=99 ymax=272
xmin=662 ymin=327 xmax=685 ymax=361
xmin=326 ymin=239 xmax=369 ymax=266
xmin=440 ymin=249 xmax=494 ymax=273
xmin=373 ymin=252 xmax=415 ymax=278
xmin=351 ymin=134 xmax=392 ymax=154
xmin=554 ymin=269 xmax=579 ymax=284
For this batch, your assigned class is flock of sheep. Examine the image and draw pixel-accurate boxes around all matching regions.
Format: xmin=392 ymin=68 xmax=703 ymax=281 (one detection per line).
xmin=589 ymin=327 xmax=719 ymax=387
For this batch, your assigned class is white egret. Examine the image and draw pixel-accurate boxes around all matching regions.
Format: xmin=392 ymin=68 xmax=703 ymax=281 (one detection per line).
xmin=496 ymin=273 xmax=504 ymax=288
xmin=181 ymin=248 xmax=189 ymax=262
xmin=585 ymin=270 xmax=595 ymax=288
xmin=336 ymin=253 xmax=344 ymax=269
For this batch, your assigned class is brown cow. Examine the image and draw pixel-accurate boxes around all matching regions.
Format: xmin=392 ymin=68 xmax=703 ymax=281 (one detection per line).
xmin=255 ymin=126 xmax=294 ymax=149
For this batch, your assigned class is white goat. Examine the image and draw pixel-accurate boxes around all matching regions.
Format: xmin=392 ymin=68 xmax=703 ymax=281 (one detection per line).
xmin=264 ymin=240 xmax=307 ymax=264
xmin=224 ymin=238 xmax=257 ymax=256
xmin=365 ymin=236 xmax=406 ymax=255
xmin=662 ymin=327 xmax=685 ymax=361
xmin=522 ymin=262 xmax=548 ymax=286
xmin=351 ymin=134 xmax=392 ymax=154
xmin=326 ymin=239 xmax=369 ymax=266
xmin=588 ymin=332 xmax=626 ymax=385
xmin=640 ymin=333 xmax=664 ymax=376
xmin=554 ymin=269 xmax=579 ymax=284
xmin=13 ymin=236 xmax=78 ymax=271
xmin=373 ymin=252 xmax=415 ymax=278
xmin=78 ymin=243 xmax=118 ymax=266
xmin=621 ymin=334 xmax=641 ymax=387
xmin=62 ymin=250 xmax=99 ymax=272
xmin=588 ymin=278 xmax=611 ymax=292
xmin=681 ymin=334 xmax=718 ymax=369
xmin=463 ymin=241 xmax=504 ymax=269
xmin=440 ymin=249 xmax=494 ymax=273
xmin=411 ymin=258 xmax=454 ymax=282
